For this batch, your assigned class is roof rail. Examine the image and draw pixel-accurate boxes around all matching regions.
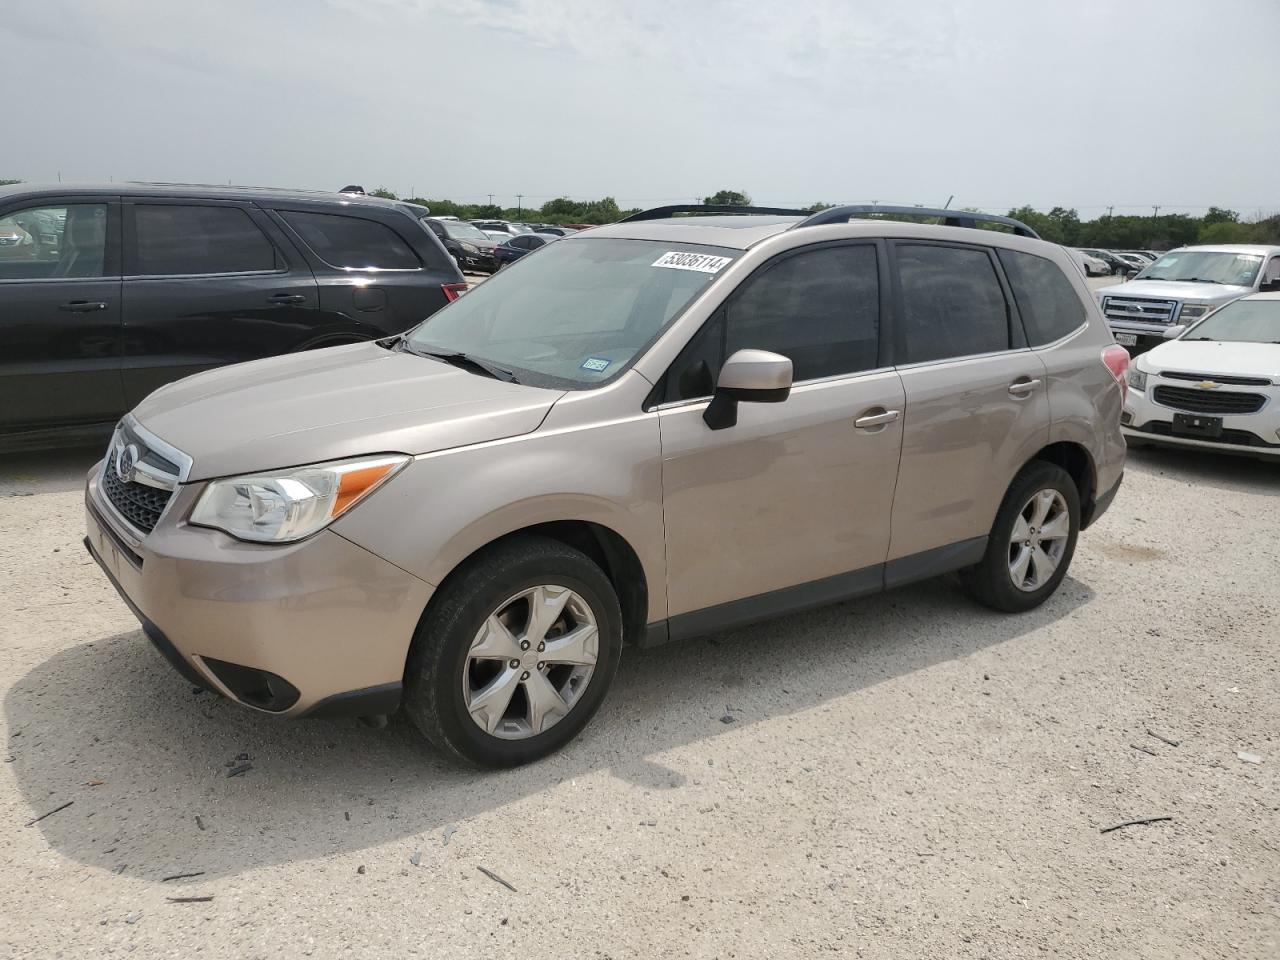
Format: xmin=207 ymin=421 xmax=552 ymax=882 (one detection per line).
xmin=794 ymin=205 xmax=1040 ymax=239
xmin=620 ymin=204 xmax=810 ymax=222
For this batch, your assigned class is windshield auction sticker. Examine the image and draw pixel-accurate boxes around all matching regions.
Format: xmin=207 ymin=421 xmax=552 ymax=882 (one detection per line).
xmin=651 ymin=251 xmax=733 ymax=274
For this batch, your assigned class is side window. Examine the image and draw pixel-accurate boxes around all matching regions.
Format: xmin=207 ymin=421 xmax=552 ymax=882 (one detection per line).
xmin=133 ymin=205 xmax=278 ymax=276
xmin=527 ymin=236 xmax=546 ymax=248
xmin=724 ymin=244 xmax=880 ymax=382
xmin=895 ymin=244 xmax=1010 ymax=363
xmin=281 ymin=211 xmax=420 ymax=270
xmin=1264 ymin=257 xmax=1280 ymax=284
xmin=997 ymin=248 xmax=1086 ymax=346
xmin=0 ymin=204 xmax=109 ymax=279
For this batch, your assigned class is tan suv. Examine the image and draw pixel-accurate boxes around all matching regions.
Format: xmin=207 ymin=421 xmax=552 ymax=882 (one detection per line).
xmin=84 ymin=203 xmax=1128 ymax=767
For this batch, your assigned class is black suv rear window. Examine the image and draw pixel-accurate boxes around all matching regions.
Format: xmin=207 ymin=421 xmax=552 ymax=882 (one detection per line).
xmin=281 ymin=211 xmax=420 ymax=270
xmin=133 ymin=205 xmax=278 ymax=276
xmin=997 ymin=248 xmax=1086 ymax=346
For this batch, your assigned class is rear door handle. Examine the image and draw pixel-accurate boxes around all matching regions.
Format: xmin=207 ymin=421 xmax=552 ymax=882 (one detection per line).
xmin=854 ymin=408 xmax=901 ymax=429
xmin=1008 ymin=378 xmax=1042 ymax=396
xmin=58 ymin=300 xmax=107 ymax=312
xmin=267 ymin=293 xmax=306 ymax=304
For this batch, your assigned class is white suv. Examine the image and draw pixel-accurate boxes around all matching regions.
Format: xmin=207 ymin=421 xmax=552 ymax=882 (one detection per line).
xmin=1096 ymin=245 xmax=1280 ymax=353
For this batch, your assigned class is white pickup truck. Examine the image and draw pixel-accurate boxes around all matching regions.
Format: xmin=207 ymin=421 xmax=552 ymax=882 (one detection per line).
xmin=1095 ymin=244 xmax=1280 ymax=354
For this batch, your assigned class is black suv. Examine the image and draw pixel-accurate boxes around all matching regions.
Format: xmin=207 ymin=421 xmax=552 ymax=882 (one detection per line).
xmin=0 ymin=182 xmax=465 ymax=449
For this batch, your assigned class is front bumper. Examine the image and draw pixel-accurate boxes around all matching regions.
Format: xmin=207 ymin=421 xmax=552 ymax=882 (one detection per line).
xmin=84 ymin=465 xmax=435 ymax=717
xmin=456 ymin=251 xmax=497 ymax=272
xmin=1122 ymin=384 xmax=1280 ymax=458
xmin=1107 ymin=321 xmax=1171 ymax=355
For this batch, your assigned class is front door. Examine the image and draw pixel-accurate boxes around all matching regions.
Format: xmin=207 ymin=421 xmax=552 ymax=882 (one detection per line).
xmin=886 ymin=241 xmax=1049 ymax=569
xmin=120 ymin=199 xmax=318 ymax=406
xmin=657 ymin=242 xmax=904 ymax=629
xmin=0 ymin=198 xmax=124 ymax=436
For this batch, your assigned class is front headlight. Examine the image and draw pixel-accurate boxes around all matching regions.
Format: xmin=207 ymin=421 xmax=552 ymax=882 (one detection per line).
xmin=190 ymin=454 xmax=408 ymax=543
xmin=459 ymin=241 xmax=478 ymax=253
xmin=1127 ymin=366 xmax=1147 ymax=391
xmin=1179 ymin=303 xmax=1212 ymax=321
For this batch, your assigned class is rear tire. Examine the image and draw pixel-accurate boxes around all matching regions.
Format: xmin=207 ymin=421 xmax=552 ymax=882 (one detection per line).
xmin=960 ymin=461 xmax=1080 ymax=613
xmin=402 ymin=535 xmax=622 ymax=767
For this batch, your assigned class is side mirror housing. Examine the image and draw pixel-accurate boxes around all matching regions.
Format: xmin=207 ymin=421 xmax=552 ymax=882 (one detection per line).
xmin=1162 ymin=324 xmax=1187 ymax=340
xmin=704 ymin=349 xmax=792 ymax=430
xmin=1260 ymin=279 xmax=1280 ymax=293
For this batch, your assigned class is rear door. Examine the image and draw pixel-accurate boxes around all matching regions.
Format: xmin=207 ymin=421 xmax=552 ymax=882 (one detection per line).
xmin=273 ymin=209 xmax=457 ymax=335
xmin=120 ymin=198 xmax=319 ymax=406
xmin=886 ymin=241 xmax=1049 ymax=576
xmin=0 ymin=196 xmax=124 ymax=435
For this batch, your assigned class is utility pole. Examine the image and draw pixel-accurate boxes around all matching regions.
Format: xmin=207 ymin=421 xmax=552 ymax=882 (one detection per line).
xmin=1106 ymin=205 xmax=1114 ymax=218
xmin=517 ymin=194 xmax=523 ymax=217
xmin=1152 ymin=205 xmax=1161 ymax=219
xmin=487 ymin=194 xmax=494 ymax=206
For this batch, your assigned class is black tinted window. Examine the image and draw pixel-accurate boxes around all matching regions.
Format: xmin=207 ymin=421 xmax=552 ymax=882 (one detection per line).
xmin=895 ymin=244 xmax=1009 ymax=363
xmin=281 ymin=211 xmax=419 ymax=270
xmin=997 ymin=248 xmax=1086 ymax=346
xmin=133 ymin=205 xmax=277 ymax=276
xmin=724 ymin=244 xmax=880 ymax=381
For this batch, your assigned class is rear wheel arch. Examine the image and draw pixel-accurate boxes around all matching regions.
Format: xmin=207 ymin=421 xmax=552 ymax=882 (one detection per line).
xmin=1030 ymin=441 xmax=1095 ymax=513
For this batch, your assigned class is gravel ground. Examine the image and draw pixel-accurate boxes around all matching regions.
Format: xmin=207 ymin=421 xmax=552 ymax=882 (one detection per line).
xmin=2 ymin=425 xmax=1278 ymax=959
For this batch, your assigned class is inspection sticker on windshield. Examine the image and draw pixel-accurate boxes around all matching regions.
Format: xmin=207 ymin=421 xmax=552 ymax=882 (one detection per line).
xmin=581 ymin=357 xmax=611 ymax=372
xmin=652 ymin=251 xmax=732 ymax=274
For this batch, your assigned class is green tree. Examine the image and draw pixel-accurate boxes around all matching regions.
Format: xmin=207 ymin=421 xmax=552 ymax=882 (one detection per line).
xmin=370 ymin=187 xmax=398 ymax=200
xmin=807 ymin=202 xmax=837 ymax=213
xmin=702 ymin=189 xmax=751 ymax=206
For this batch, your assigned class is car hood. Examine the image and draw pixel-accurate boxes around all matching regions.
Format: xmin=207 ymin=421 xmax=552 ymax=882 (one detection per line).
xmin=1142 ymin=339 xmax=1280 ymax=380
xmin=1096 ymin=279 xmax=1252 ymax=303
xmin=131 ymin=342 xmax=564 ymax=482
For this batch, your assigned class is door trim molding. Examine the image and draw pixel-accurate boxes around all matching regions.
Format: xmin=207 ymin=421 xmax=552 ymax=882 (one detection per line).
xmin=639 ymin=535 xmax=989 ymax=648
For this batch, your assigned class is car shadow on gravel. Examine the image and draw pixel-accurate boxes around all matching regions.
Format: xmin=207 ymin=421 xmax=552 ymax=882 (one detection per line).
xmin=6 ymin=574 xmax=1093 ymax=881
xmin=1125 ymin=443 xmax=1279 ymax=495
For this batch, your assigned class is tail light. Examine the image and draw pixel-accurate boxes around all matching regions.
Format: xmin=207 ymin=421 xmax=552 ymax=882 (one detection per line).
xmin=442 ymin=283 xmax=468 ymax=302
xmin=1102 ymin=344 xmax=1130 ymax=400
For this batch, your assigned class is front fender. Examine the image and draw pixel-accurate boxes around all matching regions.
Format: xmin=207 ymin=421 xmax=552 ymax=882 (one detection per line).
xmin=331 ymin=413 xmax=667 ymax=623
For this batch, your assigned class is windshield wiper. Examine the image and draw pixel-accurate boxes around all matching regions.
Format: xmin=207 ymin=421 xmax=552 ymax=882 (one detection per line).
xmin=402 ymin=342 xmax=520 ymax=383
xmin=1174 ymin=277 xmax=1218 ymax=283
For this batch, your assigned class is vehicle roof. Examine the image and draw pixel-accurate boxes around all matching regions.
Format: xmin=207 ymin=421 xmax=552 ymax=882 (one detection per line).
xmin=581 ymin=213 xmax=1086 ymax=254
xmin=0 ymin=180 xmax=418 ymax=213
xmin=1168 ymin=244 xmax=1280 ymax=255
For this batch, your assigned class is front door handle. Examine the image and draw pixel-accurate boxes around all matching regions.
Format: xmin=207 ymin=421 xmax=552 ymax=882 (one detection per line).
xmin=58 ymin=300 xmax=107 ymax=312
xmin=1008 ymin=378 xmax=1042 ymax=396
xmin=267 ymin=293 xmax=306 ymax=304
xmin=854 ymin=408 xmax=901 ymax=429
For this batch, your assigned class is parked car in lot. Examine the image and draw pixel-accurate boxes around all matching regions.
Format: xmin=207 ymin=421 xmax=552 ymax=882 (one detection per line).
xmin=83 ymin=202 xmax=1126 ymax=767
xmin=0 ymin=218 xmax=34 ymax=259
xmin=1123 ymin=292 xmax=1280 ymax=459
xmin=1095 ymin=244 xmax=1280 ymax=354
xmin=470 ymin=220 xmax=531 ymax=242
xmin=1080 ymin=248 xmax=1138 ymax=277
xmin=424 ymin=218 xmax=499 ymax=273
xmin=0 ymin=182 xmax=465 ymax=450
xmin=493 ymin=231 xmax=558 ymax=267
xmin=1070 ymin=249 xmax=1109 ymax=276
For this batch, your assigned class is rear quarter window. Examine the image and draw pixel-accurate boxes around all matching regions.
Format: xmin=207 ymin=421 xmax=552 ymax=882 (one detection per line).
xmin=280 ymin=211 xmax=421 ymax=270
xmin=997 ymin=248 xmax=1087 ymax=346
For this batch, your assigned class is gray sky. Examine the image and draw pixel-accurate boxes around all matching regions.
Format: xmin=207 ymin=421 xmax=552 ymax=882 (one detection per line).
xmin=6 ymin=0 xmax=1278 ymax=217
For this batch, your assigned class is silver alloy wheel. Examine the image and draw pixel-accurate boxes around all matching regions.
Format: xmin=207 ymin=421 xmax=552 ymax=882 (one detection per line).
xmin=1008 ymin=488 xmax=1071 ymax=592
xmin=462 ymin=584 xmax=599 ymax=740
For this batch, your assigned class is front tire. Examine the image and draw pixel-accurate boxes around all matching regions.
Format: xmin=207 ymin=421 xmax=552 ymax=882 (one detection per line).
xmin=402 ymin=535 xmax=622 ymax=767
xmin=960 ymin=462 xmax=1080 ymax=613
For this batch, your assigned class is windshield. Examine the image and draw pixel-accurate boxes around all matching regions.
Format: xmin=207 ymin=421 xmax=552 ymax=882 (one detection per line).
xmin=1136 ymin=250 xmax=1263 ymax=286
xmin=442 ymin=221 xmax=492 ymax=242
xmin=1183 ymin=298 xmax=1280 ymax=344
xmin=405 ymin=238 xmax=737 ymax=388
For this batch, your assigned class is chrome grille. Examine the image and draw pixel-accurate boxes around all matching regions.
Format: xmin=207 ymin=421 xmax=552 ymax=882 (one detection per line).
xmin=1153 ymin=385 xmax=1267 ymax=415
xmin=1159 ymin=370 xmax=1272 ymax=387
xmin=98 ymin=417 xmax=191 ymax=536
xmin=1103 ymin=296 xmax=1177 ymax=324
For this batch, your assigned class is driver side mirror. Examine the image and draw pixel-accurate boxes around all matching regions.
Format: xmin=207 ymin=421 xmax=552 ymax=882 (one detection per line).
xmin=1260 ymin=278 xmax=1280 ymax=293
xmin=703 ymin=349 xmax=792 ymax=430
xmin=1162 ymin=324 xmax=1187 ymax=340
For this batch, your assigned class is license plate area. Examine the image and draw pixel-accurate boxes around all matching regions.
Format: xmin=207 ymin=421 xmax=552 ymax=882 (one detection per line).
xmin=1172 ymin=413 xmax=1223 ymax=438
xmin=1114 ymin=333 xmax=1138 ymax=346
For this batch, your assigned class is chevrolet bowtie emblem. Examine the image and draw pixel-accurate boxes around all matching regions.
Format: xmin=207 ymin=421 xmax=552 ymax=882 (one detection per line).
xmin=1196 ymin=381 xmax=1220 ymax=390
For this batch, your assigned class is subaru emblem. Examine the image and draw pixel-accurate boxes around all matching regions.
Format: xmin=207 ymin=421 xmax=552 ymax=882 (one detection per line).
xmin=115 ymin=443 xmax=139 ymax=483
